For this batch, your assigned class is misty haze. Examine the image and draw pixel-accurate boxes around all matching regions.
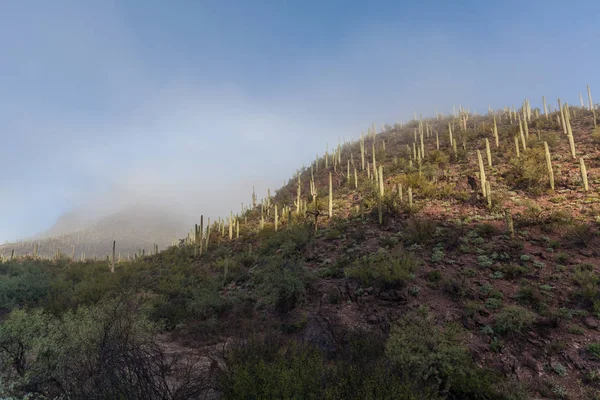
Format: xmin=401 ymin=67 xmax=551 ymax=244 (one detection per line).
xmin=1 ymin=1 xmax=600 ymax=399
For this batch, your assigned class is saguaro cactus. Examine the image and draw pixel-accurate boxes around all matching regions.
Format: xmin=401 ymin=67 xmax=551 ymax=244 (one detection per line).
xmin=565 ymin=110 xmax=577 ymax=159
xmin=580 ymin=158 xmax=589 ymax=191
xmin=296 ymin=175 xmax=301 ymax=214
xmin=485 ymin=138 xmax=492 ymax=167
xmin=485 ymin=182 xmax=492 ymax=209
xmin=477 ymin=150 xmax=487 ymax=197
xmin=518 ymin=117 xmax=527 ymax=150
xmin=111 ymin=241 xmax=115 ymax=273
xmin=329 ymin=172 xmax=333 ymax=218
xmin=544 ymin=142 xmax=555 ymax=190
xmin=493 ymin=117 xmax=499 ymax=147
xmin=558 ymin=99 xmax=567 ymax=134
xmin=379 ymin=166 xmax=384 ymax=197
xmin=360 ymin=138 xmax=365 ymax=171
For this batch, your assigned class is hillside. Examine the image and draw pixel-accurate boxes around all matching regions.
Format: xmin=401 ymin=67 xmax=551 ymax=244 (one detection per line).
xmin=0 ymin=205 xmax=190 ymax=260
xmin=1 ymin=92 xmax=600 ymax=399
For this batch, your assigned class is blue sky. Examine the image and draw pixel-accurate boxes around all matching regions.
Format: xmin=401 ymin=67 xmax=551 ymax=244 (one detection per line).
xmin=1 ymin=0 xmax=599 ymax=243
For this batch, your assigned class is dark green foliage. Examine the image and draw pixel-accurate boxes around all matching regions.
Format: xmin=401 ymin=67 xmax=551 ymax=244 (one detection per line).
xmin=385 ymin=308 xmax=519 ymax=399
xmin=426 ymin=270 xmax=442 ymax=282
xmin=516 ymin=284 xmax=547 ymax=313
xmin=0 ymin=295 xmax=209 ymax=399
xmin=572 ymin=264 xmax=600 ymax=312
xmin=0 ymin=261 xmax=52 ymax=309
xmin=493 ymin=305 xmax=536 ymax=335
xmin=345 ymin=247 xmax=419 ymax=289
xmin=564 ymin=222 xmax=595 ymax=247
xmin=255 ymin=258 xmax=308 ymax=313
xmin=403 ymin=217 xmax=437 ymax=246
xmin=588 ymin=343 xmax=600 ymax=359
xmin=218 ymin=335 xmax=326 ymax=400
xmin=258 ymin=223 xmax=312 ymax=257
xmin=216 ymin=328 xmax=522 ymax=400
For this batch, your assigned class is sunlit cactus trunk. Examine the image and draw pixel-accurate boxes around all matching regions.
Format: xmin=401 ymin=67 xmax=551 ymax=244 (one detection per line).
xmin=580 ymin=158 xmax=589 ymax=192
xmin=477 ymin=150 xmax=487 ymax=198
xmin=544 ymin=142 xmax=555 ymax=190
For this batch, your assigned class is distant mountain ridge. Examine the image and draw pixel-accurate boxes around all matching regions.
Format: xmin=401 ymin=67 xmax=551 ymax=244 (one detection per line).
xmin=0 ymin=204 xmax=191 ymax=259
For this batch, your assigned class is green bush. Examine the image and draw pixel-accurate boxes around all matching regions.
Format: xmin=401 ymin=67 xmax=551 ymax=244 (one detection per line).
xmin=0 ymin=295 xmax=208 ymax=399
xmin=255 ymin=258 xmax=308 ymax=313
xmin=0 ymin=262 xmax=51 ymax=309
xmin=402 ymin=218 xmax=437 ymax=246
xmin=564 ymin=222 xmax=595 ymax=247
xmin=385 ymin=308 xmax=512 ymax=398
xmin=588 ymin=343 xmax=600 ymax=359
xmin=572 ymin=264 xmax=600 ymax=311
xmin=493 ymin=305 xmax=536 ymax=335
xmin=503 ymin=148 xmax=549 ymax=195
xmin=218 ymin=336 xmax=325 ymax=400
xmin=259 ymin=224 xmax=312 ymax=257
xmin=345 ymin=247 xmax=419 ymax=289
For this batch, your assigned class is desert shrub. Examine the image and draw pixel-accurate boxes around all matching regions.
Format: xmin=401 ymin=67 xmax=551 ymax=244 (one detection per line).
xmin=564 ymin=222 xmax=595 ymax=247
xmin=426 ymin=270 xmax=442 ymax=282
xmin=186 ymin=277 xmax=232 ymax=319
xmin=427 ymin=150 xmax=451 ymax=169
xmin=258 ymin=223 xmax=312 ymax=257
xmin=516 ymin=284 xmax=546 ymax=313
xmin=385 ymin=308 xmax=511 ymax=399
xmin=395 ymin=173 xmax=440 ymax=200
xmin=572 ymin=264 xmax=600 ymax=311
xmin=503 ymin=148 xmax=549 ymax=195
xmin=255 ymin=258 xmax=308 ymax=313
xmin=588 ymin=343 xmax=600 ymax=359
xmin=485 ymin=298 xmax=503 ymax=310
xmin=345 ymin=247 xmax=420 ymax=289
xmin=218 ymin=335 xmax=325 ymax=400
xmin=493 ymin=305 xmax=536 ymax=335
xmin=0 ymin=295 xmax=209 ymax=399
xmin=402 ymin=218 xmax=437 ymax=246
xmin=500 ymin=263 xmax=528 ymax=279
xmin=474 ymin=223 xmax=498 ymax=238
xmin=0 ymin=262 xmax=51 ymax=309
xmin=539 ymin=210 xmax=574 ymax=233
xmin=325 ymin=358 xmax=430 ymax=400
xmin=514 ymin=202 xmax=544 ymax=228
xmin=216 ymin=257 xmax=249 ymax=284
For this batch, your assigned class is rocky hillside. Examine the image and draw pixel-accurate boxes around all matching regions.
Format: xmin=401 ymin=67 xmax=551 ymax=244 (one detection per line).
xmin=2 ymin=92 xmax=600 ymax=399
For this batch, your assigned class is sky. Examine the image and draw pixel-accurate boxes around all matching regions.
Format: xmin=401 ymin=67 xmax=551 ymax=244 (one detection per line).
xmin=1 ymin=0 xmax=599 ymax=243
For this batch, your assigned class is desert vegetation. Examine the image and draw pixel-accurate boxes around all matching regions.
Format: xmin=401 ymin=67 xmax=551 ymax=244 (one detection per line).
xmin=2 ymin=89 xmax=600 ymax=399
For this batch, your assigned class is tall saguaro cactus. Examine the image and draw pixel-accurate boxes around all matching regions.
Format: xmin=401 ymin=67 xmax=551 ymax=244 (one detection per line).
xmin=544 ymin=142 xmax=555 ymax=190
xmin=580 ymin=158 xmax=589 ymax=192
xmin=328 ymin=172 xmax=333 ymax=218
xmin=477 ymin=150 xmax=487 ymax=198
xmin=565 ymin=108 xmax=577 ymax=159
xmin=493 ymin=117 xmax=499 ymax=147
xmin=378 ymin=165 xmax=384 ymax=197
xmin=485 ymin=139 xmax=492 ymax=167
xmin=111 ymin=241 xmax=116 ymax=273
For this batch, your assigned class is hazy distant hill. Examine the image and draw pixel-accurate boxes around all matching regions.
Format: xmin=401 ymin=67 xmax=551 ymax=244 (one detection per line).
xmin=0 ymin=205 xmax=190 ymax=260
